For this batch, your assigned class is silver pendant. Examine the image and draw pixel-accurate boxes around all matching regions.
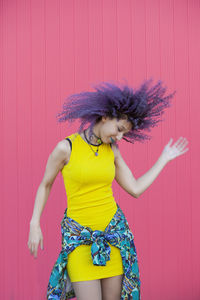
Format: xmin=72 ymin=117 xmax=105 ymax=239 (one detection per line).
xmin=95 ymin=152 xmax=98 ymax=156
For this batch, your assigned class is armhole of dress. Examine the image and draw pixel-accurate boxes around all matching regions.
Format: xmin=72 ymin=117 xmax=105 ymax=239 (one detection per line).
xmin=65 ymin=138 xmax=72 ymax=151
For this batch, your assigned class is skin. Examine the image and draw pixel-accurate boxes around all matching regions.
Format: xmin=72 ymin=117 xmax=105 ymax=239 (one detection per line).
xmin=27 ymin=115 xmax=189 ymax=299
xmin=80 ymin=116 xmax=133 ymax=145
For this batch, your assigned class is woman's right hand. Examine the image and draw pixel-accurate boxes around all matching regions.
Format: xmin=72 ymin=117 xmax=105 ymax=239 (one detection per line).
xmin=27 ymin=223 xmax=44 ymax=258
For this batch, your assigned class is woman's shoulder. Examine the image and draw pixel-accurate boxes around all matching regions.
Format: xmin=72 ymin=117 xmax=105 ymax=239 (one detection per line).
xmin=110 ymin=143 xmax=120 ymax=161
xmin=56 ymin=132 xmax=77 ymax=165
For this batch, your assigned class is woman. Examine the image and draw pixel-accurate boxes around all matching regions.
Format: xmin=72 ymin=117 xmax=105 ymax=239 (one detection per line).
xmin=27 ymin=79 xmax=189 ymax=300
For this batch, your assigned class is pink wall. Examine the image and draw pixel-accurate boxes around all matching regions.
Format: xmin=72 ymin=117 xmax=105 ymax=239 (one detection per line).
xmin=0 ymin=0 xmax=199 ymax=299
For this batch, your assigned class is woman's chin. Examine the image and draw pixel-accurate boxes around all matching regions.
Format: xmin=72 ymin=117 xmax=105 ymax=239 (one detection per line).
xmin=101 ymin=137 xmax=109 ymax=144
xmin=101 ymin=136 xmax=114 ymax=144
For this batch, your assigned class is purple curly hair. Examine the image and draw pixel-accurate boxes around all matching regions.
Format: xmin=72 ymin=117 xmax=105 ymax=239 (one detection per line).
xmin=56 ymin=78 xmax=176 ymax=144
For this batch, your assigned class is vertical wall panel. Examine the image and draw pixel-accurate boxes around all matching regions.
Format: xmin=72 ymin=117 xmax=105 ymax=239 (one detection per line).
xmin=145 ymin=1 xmax=163 ymax=298
xmin=88 ymin=0 xmax=104 ymax=83
xmin=17 ymin=1 xmax=33 ymax=298
xmin=159 ymin=1 xmax=178 ymax=299
xmin=187 ymin=1 xmax=200 ymax=299
xmin=173 ymin=1 xmax=192 ymax=299
xmin=102 ymin=0 xmax=118 ymax=79
xmin=2 ymin=1 xmax=19 ymax=299
xmin=1 ymin=0 xmax=199 ymax=299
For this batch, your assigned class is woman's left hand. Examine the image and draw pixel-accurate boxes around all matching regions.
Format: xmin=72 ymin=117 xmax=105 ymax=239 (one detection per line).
xmin=161 ymin=137 xmax=189 ymax=162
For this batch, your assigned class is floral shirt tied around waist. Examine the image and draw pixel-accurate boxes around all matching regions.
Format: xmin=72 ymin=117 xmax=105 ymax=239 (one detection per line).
xmin=47 ymin=203 xmax=141 ymax=300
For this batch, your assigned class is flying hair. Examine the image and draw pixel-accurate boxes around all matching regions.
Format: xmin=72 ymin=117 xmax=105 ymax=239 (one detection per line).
xmin=56 ymin=78 xmax=176 ymax=145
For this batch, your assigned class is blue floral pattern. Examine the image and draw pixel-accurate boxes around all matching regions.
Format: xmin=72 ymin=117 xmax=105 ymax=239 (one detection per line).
xmin=47 ymin=203 xmax=141 ymax=299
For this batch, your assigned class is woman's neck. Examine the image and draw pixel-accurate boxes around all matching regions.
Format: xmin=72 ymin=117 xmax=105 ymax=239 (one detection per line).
xmin=82 ymin=125 xmax=101 ymax=145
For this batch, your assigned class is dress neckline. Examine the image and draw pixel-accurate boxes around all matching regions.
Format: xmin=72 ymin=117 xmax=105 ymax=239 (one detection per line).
xmin=78 ymin=132 xmax=103 ymax=147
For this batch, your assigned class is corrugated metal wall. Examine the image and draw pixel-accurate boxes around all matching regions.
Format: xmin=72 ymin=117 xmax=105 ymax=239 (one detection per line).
xmin=0 ymin=0 xmax=199 ymax=299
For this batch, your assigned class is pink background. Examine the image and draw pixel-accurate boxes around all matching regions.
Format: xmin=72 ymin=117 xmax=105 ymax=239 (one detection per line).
xmin=0 ymin=0 xmax=199 ymax=299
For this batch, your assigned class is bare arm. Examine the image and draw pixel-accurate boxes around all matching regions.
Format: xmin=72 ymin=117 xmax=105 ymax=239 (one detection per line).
xmin=30 ymin=140 xmax=70 ymax=224
xmin=112 ymin=137 xmax=189 ymax=198
xmin=136 ymin=153 xmax=168 ymax=197
xmin=111 ymin=144 xmax=138 ymax=198
xmin=137 ymin=137 xmax=189 ymax=197
xmin=112 ymin=146 xmax=168 ymax=198
xmin=30 ymin=184 xmax=52 ymax=225
xmin=28 ymin=139 xmax=71 ymax=257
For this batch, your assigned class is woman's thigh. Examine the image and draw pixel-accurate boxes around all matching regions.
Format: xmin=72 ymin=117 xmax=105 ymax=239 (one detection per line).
xmin=101 ymin=274 xmax=124 ymax=300
xmin=72 ymin=279 xmax=102 ymax=300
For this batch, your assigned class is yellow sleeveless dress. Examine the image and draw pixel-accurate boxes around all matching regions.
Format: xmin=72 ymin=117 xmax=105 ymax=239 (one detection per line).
xmin=61 ymin=132 xmax=124 ymax=282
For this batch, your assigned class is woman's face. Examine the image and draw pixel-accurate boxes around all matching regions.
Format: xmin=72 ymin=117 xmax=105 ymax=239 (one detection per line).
xmin=98 ymin=116 xmax=132 ymax=144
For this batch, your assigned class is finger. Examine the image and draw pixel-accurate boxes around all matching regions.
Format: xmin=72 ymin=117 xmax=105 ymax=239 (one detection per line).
xmin=176 ymin=136 xmax=186 ymax=145
xmin=177 ymin=148 xmax=189 ymax=157
xmin=167 ymin=138 xmax=173 ymax=146
xmin=178 ymin=139 xmax=188 ymax=150
xmin=174 ymin=137 xmax=184 ymax=147
xmin=31 ymin=244 xmax=35 ymax=255
xmin=175 ymin=138 xmax=188 ymax=151
xmin=181 ymin=138 xmax=188 ymax=146
xmin=30 ymin=243 xmax=33 ymax=253
xmin=181 ymin=148 xmax=189 ymax=155
xmin=30 ymin=242 xmax=37 ymax=257
xmin=34 ymin=246 xmax=38 ymax=258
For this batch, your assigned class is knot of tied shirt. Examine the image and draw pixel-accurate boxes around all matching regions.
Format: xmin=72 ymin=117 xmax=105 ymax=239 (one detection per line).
xmin=78 ymin=227 xmax=120 ymax=266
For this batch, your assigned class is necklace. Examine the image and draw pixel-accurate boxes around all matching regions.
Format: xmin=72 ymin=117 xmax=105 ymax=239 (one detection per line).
xmin=83 ymin=129 xmax=103 ymax=156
